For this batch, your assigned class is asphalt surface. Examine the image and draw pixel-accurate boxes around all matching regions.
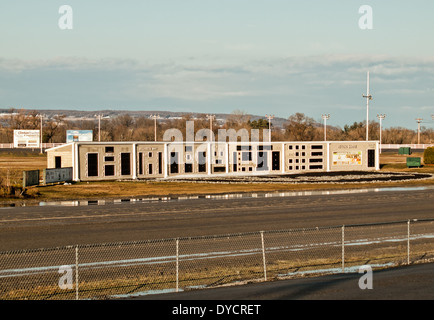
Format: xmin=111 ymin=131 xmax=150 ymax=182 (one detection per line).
xmin=0 ymin=186 xmax=433 ymax=251
xmin=0 ymin=186 xmax=433 ymax=303
xmin=134 ymin=262 xmax=434 ymax=300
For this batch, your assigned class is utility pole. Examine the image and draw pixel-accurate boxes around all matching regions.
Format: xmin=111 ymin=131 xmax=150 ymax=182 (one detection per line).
xmin=206 ymin=114 xmax=215 ymax=142
xmin=151 ymin=115 xmax=160 ymax=142
xmin=362 ymin=71 xmax=373 ymax=141
xmin=321 ymin=114 xmax=330 ymax=141
xmin=265 ymin=114 xmax=274 ymax=142
xmin=377 ymin=114 xmax=386 ymax=154
xmin=416 ymin=118 xmax=423 ymax=145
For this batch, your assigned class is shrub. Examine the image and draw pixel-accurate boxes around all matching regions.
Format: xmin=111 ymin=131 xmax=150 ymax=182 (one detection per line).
xmin=424 ymin=147 xmax=434 ymax=165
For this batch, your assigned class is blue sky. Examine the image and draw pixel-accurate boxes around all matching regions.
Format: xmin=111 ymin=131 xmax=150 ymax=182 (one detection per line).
xmin=1 ymin=1 xmax=434 ymax=129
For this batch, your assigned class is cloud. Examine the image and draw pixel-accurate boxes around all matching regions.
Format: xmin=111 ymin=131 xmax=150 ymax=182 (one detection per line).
xmin=0 ymin=54 xmax=433 ymax=128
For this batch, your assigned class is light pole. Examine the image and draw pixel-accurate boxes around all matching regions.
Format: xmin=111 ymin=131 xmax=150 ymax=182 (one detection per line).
xmin=321 ymin=114 xmax=330 ymax=141
xmin=362 ymin=71 xmax=373 ymax=141
xmin=265 ymin=114 xmax=274 ymax=142
xmin=151 ymin=115 xmax=160 ymax=142
xmin=206 ymin=114 xmax=215 ymax=142
xmin=40 ymin=114 xmax=43 ymax=153
xmin=98 ymin=114 xmax=101 ymax=142
xmin=377 ymin=114 xmax=386 ymax=154
xmin=416 ymin=118 xmax=423 ymax=145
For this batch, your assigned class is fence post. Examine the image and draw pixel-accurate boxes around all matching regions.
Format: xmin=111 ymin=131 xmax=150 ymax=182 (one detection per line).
xmin=176 ymin=238 xmax=179 ymax=292
xmin=260 ymin=231 xmax=267 ymax=281
xmin=341 ymin=225 xmax=345 ymax=273
xmin=75 ymin=245 xmax=79 ymax=300
xmin=407 ymin=220 xmax=410 ymax=265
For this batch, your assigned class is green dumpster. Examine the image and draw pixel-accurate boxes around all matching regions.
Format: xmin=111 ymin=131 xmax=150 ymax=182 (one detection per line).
xmin=406 ymin=157 xmax=421 ymax=168
xmin=399 ymin=147 xmax=412 ymax=155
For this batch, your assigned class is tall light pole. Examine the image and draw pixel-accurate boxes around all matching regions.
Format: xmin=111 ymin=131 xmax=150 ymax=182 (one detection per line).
xmin=265 ymin=114 xmax=274 ymax=142
xmin=416 ymin=118 xmax=423 ymax=145
xmin=40 ymin=114 xmax=43 ymax=153
xmin=151 ymin=115 xmax=160 ymax=142
xmin=98 ymin=114 xmax=101 ymax=142
xmin=321 ymin=114 xmax=330 ymax=141
xmin=377 ymin=114 xmax=386 ymax=154
xmin=362 ymin=71 xmax=373 ymax=141
xmin=206 ymin=114 xmax=215 ymax=142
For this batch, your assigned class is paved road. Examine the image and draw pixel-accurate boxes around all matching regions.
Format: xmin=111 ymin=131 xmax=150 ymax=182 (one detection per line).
xmin=0 ymin=187 xmax=433 ymax=251
xmin=133 ymin=262 xmax=434 ymax=300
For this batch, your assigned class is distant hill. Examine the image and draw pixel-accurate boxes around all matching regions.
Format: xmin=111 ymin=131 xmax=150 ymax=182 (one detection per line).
xmin=0 ymin=108 xmax=289 ymax=128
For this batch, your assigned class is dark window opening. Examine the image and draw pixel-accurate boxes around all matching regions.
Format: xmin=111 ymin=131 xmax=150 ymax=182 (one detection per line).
xmin=242 ymin=152 xmax=252 ymax=162
xmin=309 ymin=165 xmax=323 ymax=170
xmin=170 ymin=152 xmax=179 ymax=174
xmin=105 ymin=165 xmax=115 ymax=176
xmin=55 ymin=156 xmax=61 ymax=169
xmin=105 ymin=146 xmax=114 ymax=153
xmin=272 ymin=151 xmax=280 ymax=171
xmin=368 ymin=149 xmax=376 ymax=167
xmin=138 ymin=153 xmax=143 ymax=175
xmin=158 ymin=152 xmax=162 ymax=174
xmin=198 ymin=152 xmax=207 ymax=172
xmin=185 ymin=163 xmax=193 ymax=173
xmin=121 ymin=153 xmax=131 ymax=175
xmin=87 ymin=153 xmax=98 ymax=177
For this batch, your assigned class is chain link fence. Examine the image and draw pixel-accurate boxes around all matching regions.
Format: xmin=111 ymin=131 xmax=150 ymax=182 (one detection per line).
xmin=1 ymin=219 xmax=433 ymax=300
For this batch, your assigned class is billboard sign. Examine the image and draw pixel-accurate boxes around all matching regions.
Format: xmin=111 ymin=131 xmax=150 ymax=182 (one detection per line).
xmin=332 ymin=151 xmax=362 ymax=166
xmin=13 ymin=130 xmax=40 ymax=148
xmin=66 ymin=130 xmax=93 ymax=143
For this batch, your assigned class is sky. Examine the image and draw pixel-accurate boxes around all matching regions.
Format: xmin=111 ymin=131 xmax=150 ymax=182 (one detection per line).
xmin=1 ymin=1 xmax=434 ymax=130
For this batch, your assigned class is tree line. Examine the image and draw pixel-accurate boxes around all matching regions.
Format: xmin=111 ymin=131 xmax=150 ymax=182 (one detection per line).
xmin=0 ymin=109 xmax=432 ymax=144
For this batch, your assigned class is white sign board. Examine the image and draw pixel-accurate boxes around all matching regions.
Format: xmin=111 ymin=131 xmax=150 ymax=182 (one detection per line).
xmin=13 ymin=130 xmax=40 ymax=148
xmin=66 ymin=130 xmax=93 ymax=143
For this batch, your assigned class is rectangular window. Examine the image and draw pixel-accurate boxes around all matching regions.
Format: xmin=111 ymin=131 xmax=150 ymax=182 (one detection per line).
xmin=309 ymin=158 xmax=323 ymax=163
xmin=55 ymin=156 xmax=61 ymax=169
xmin=311 ymin=145 xmax=323 ymax=150
xmin=185 ymin=163 xmax=193 ymax=173
xmin=311 ymin=152 xmax=323 ymax=156
xmin=242 ymin=152 xmax=252 ymax=162
xmin=104 ymin=156 xmax=115 ymax=162
xmin=105 ymin=165 xmax=115 ymax=176
xmin=259 ymin=145 xmax=272 ymax=150
xmin=368 ymin=149 xmax=376 ymax=167
xmin=309 ymin=165 xmax=323 ymax=170
xmin=121 ymin=153 xmax=131 ymax=175
xmin=105 ymin=146 xmax=114 ymax=153
xmin=138 ymin=153 xmax=143 ymax=175
xmin=87 ymin=153 xmax=98 ymax=177
xmin=158 ymin=152 xmax=163 ymax=174
xmin=148 ymin=163 xmax=153 ymax=175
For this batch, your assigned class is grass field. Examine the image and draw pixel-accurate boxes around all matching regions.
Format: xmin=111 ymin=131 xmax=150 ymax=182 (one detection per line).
xmin=0 ymin=150 xmax=433 ymax=203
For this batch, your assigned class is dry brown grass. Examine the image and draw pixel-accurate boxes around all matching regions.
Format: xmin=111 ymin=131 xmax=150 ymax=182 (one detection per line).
xmin=0 ymin=151 xmax=433 ymax=203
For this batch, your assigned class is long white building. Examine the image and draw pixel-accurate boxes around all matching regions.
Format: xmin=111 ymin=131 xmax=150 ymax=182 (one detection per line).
xmin=46 ymin=140 xmax=380 ymax=182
